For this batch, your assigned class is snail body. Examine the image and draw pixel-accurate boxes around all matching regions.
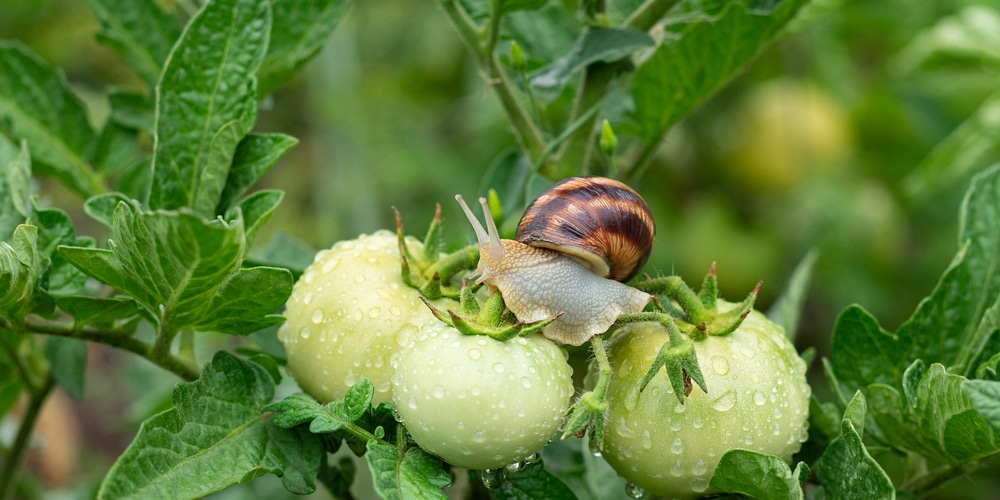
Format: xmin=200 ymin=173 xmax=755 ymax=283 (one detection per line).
xmin=456 ymin=177 xmax=654 ymax=346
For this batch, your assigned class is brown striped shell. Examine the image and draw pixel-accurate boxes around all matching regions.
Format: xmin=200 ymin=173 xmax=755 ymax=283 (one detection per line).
xmin=515 ymin=177 xmax=655 ymax=283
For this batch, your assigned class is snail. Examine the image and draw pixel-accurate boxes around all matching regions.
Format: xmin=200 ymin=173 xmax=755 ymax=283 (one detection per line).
xmin=456 ymin=177 xmax=654 ymax=346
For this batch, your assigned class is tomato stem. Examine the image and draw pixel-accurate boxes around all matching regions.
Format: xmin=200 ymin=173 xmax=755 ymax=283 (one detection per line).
xmin=0 ymin=374 xmax=54 ymax=500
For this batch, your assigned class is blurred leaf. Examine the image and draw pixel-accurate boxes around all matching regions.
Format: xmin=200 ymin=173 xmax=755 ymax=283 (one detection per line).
xmin=45 ymin=336 xmax=87 ymax=399
xmin=89 ymin=121 xmax=140 ymax=176
xmin=85 ymin=192 xmax=131 ymax=229
xmin=249 ymin=325 xmax=286 ymax=363
xmin=259 ymin=0 xmax=351 ymax=95
xmin=478 ymin=150 xmax=531 ymax=220
xmin=814 ymin=391 xmax=894 ymax=499
xmin=247 ymin=231 xmax=316 ymax=278
xmin=834 ymin=164 xmax=1000 ymax=388
xmin=504 ymin=5 xmax=578 ymax=65
xmin=98 ymin=351 xmax=322 ymax=498
xmin=500 ymin=0 xmax=549 ymax=15
xmin=59 ymin=201 xmax=290 ymax=335
xmin=976 ymin=352 xmax=1000 ymax=381
xmin=366 ymin=442 xmax=451 ymax=500
xmin=530 ymin=27 xmax=653 ymax=97
xmin=0 ymin=224 xmax=39 ymax=322
xmin=216 ymin=133 xmax=298 ymax=215
xmin=0 ymin=137 xmax=31 ymax=242
xmin=0 ymin=363 xmax=21 ymax=419
xmin=116 ymin=158 xmax=152 ymax=203
xmin=0 ymin=41 xmax=102 ymax=197
xmin=869 ymin=364 xmax=1000 ymax=465
xmin=34 ymin=204 xmax=92 ymax=296
xmin=966 ymin=379 xmax=1000 ymax=433
xmin=230 ymin=189 xmax=284 ymax=247
xmin=709 ymin=450 xmax=808 ymax=500
xmin=894 ymin=6 xmax=1000 ymax=73
xmin=107 ymin=89 xmax=155 ymax=132
xmin=903 ymin=94 xmax=1000 ymax=200
xmin=148 ymin=0 xmax=271 ymax=217
xmin=489 ymin=461 xmax=577 ymax=500
xmin=766 ymin=248 xmax=817 ymax=340
xmin=88 ymin=0 xmax=182 ymax=85
xmin=630 ymin=0 xmax=806 ymax=145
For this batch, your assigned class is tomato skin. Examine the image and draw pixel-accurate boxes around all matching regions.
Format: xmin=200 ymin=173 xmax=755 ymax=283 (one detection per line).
xmin=392 ymin=322 xmax=574 ymax=470
xmin=600 ymin=301 xmax=810 ymax=499
xmin=279 ymin=230 xmax=456 ymax=405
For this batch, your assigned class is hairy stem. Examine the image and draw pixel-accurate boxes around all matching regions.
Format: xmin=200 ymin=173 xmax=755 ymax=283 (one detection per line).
xmin=0 ymin=374 xmax=55 ymax=500
xmin=590 ymin=335 xmax=612 ymax=400
xmin=903 ymin=460 xmax=985 ymax=498
xmin=25 ymin=317 xmax=200 ymax=381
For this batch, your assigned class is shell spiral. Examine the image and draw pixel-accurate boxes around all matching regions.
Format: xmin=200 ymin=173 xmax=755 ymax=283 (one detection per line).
xmin=515 ymin=177 xmax=655 ymax=283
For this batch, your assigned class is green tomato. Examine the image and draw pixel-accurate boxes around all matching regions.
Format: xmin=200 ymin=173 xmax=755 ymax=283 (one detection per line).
xmin=392 ymin=322 xmax=574 ymax=470
xmin=600 ymin=301 xmax=810 ymax=499
xmin=280 ymin=230 xmax=456 ymax=405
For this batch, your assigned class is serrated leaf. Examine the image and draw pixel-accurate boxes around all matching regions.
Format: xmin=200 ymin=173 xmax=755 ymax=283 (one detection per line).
xmin=814 ymin=391 xmax=894 ymax=500
xmin=59 ymin=201 xmax=290 ymax=335
xmin=965 ymin=379 xmax=1000 ymax=433
xmin=108 ymin=89 xmax=155 ymax=131
xmin=216 ymin=133 xmax=298 ymax=215
xmin=901 ymin=359 xmax=925 ymax=407
xmin=630 ymin=0 xmax=807 ymax=145
xmin=0 ymin=41 xmax=103 ymax=197
xmin=148 ymin=0 xmax=271 ymax=217
xmin=530 ymin=27 xmax=653 ymax=97
xmin=88 ymin=0 xmax=182 ymax=85
xmin=830 ymin=305 xmax=901 ymax=389
xmin=55 ymin=296 xmax=142 ymax=330
xmin=341 ymin=378 xmax=374 ymax=422
xmin=46 ymin=336 xmax=87 ymax=399
xmin=259 ymin=0 xmax=351 ymax=95
xmin=903 ymin=93 xmax=1000 ymax=200
xmin=709 ymin=450 xmax=808 ymax=500
xmin=767 ymin=248 xmax=817 ymax=340
xmin=366 ymin=442 xmax=451 ymax=500
xmin=228 ymin=189 xmax=284 ymax=247
xmin=0 ymin=224 xmax=39 ymax=322
xmin=489 ymin=461 xmax=577 ymax=500
xmin=0 ymin=137 xmax=31 ymax=242
xmin=98 ymin=351 xmax=322 ymax=498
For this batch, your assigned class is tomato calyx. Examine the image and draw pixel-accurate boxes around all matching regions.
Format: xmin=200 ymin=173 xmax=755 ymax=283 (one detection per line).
xmin=420 ymin=284 xmax=563 ymax=341
xmin=394 ymin=205 xmax=479 ymax=300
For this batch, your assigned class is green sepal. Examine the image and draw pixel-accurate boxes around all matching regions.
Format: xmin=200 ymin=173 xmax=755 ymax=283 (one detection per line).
xmin=698 ymin=262 xmax=719 ymax=311
xmin=420 ymin=287 xmax=560 ymax=341
xmin=638 ymin=319 xmax=708 ymax=402
xmin=421 ymin=203 xmax=443 ymax=262
xmin=703 ymin=281 xmax=761 ymax=337
xmin=561 ymin=390 xmax=608 ymax=442
xmin=394 ymin=206 xmax=476 ymax=299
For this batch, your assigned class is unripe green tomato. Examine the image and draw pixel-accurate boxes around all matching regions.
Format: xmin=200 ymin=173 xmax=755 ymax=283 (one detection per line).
xmin=600 ymin=301 xmax=810 ymax=499
xmin=279 ymin=230 xmax=456 ymax=404
xmin=392 ymin=322 xmax=574 ymax=470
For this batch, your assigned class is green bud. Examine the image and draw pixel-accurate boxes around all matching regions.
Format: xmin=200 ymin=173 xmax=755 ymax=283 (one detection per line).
xmin=510 ymin=41 xmax=526 ymax=72
xmin=487 ymin=188 xmax=504 ymax=230
xmin=599 ymin=119 xmax=617 ymax=157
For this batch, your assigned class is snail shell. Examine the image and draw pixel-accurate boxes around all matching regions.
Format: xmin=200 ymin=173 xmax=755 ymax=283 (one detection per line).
xmin=515 ymin=176 xmax=655 ymax=283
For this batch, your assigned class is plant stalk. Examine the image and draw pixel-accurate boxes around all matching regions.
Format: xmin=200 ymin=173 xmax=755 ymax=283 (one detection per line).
xmin=0 ymin=374 xmax=55 ymax=500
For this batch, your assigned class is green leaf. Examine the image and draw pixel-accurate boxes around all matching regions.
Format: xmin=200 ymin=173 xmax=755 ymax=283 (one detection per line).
xmin=498 ymin=0 xmax=547 ymax=15
xmin=630 ymin=0 xmax=807 ymax=145
xmin=228 ymin=189 xmax=284 ymax=247
xmin=246 ymin=231 xmax=316 ymax=278
xmin=478 ymin=150 xmax=531 ymax=220
xmin=965 ymin=379 xmax=1000 ymax=433
xmin=216 ymin=133 xmax=298 ymax=215
xmin=249 ymin=325 xmax=286 ymax=363
xmin=814 ymin=391 xmax=894 ymax=500
xmin=766 ymin=248 xmax=818 ymax=340
xmin=830 ymin=305 xmax=901 ymax=389
xmin=55 ymin=296 xmax=142 ymax=331
xmin=115 ymin=158 xmax=153 ymax=203
xmin=894 ymin=5 xmax=1000 ymax=73
xmin=266 ymin=380 xmax=373 ymax=434
xmin=87 ymin=0 xmax=182 ymax=85
xmin=709 ymin=450 xmax=808 ymax=500
xmin=366 ymin=442 xmax=451 ymax=500
xmin=148 ymin=0 xmax=271 ymax=217
xmin=341 ymin=378 xmax=375 ymax=422
xmin=60 ymin=201 xmax=290 ymax=335
xmin=98 ymin=351 xmax=322 ymax=498
xmin=258 ymin=0 xmax=351 ymax=95
xmin=108 ymin=89 xmax=155 ymax=131
xmin=0 ymin=137 xmax=31 ymax=241
xmin=976 ymin=352 xmax=1000 ymax=380
xmin=84 ymin=192 xmax=132 ymax=229
xmin=89 ymin=121 xmax=140 ymax=177
xmin=902 ymin=359 xmax=925 ymax=407
xmin=46 ymin=336 xmax=87 ymax=399
xmin=530 ymin=27 xmax=654 ymax=97
xmin=489 ymin=461 xmax=577 ymax=500
xmin=0 ymin=41 xmax=103 ymax=197
xmin=0 ymin=362 xmax=21 ymax=419
xmin=0 ymin=224 xmax=39 ymax=322
xmin=903 ymin=93 xmax=1000 ymax=200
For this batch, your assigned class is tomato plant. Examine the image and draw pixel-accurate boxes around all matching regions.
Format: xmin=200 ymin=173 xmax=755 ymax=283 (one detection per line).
xmin=3 ymin=0 xmax=1000 ymax=499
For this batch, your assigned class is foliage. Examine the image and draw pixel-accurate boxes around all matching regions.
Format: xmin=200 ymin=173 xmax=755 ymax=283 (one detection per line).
xmin=1 ymin=0 xmax=1000 ymax=499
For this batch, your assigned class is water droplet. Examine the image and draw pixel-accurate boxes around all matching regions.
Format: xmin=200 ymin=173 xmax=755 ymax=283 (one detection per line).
xmin=616 ymin=418 xmax=636 ymax=439
xmin=588 ymin=437 xmax=603 ymax=457
xmin=321 ymin=257 xmax=339 ymax=273
xmin=408 ymin=396 xmax=417 ymax=409
xmin=277 ymin=326 xmax=288 ymax=342
xmin=753 ymin=391 xmax=767 ymax=406
xmin=692 ymin=459 xmax=708 ymax=475
xmin=711 ymin=355 xmax=730 ymax=375
xmin=670 ymin=437 xmax=684 ymax=454
xmin=711 ymin=390 xmax=737 ymax=412
xmin=772 ymin=423 xmax=782 ymax=435
xmin=311 ymin=309 xmax=324 ymax=324
xmin=670 ymin=421 xmax=682 ymax=432
xmin=744 ymin=434 xmax=755 ymax=445
xmin=506 ymin=461 xmax=526 ymax=473
xmin=671 ymin=460 xmax=684 ymax=477
xmin=469 ymin=349 xmax=482 ymax=360
xmin=691 ymin=476 xmax=709 ymax=493
xmin=521 ymin=377 xmax=532 ymax=389
xmin=433 ymin=386 xmax=445 ymax=398
xmin=303 ymin=291 xmax=314 ymax=305
xmin=641 ymin=430 xmax=652 ymax=450
xmin=473 ymin=430 xmax=487 ymax=443
xmin=493 ymin=362 xmax=505 ymax=373
xmin=692 ymin=415 xmax=703 ymax=429
xmin=525 ymin=452 xmax=541 ymax=464
xmin=299 ymin=327 xmax=311 ymax=339
xmin=739 ymin=345 xmax=756 ymax=359
xmin=481 ymin=468 xmax=506 ymax=489
xmin=625 ymin=483 xmax=645 ymax=498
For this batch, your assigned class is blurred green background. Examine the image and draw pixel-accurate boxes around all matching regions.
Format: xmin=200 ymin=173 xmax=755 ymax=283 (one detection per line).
xmin=3 ymin=0 xmax=1000 ymax=497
